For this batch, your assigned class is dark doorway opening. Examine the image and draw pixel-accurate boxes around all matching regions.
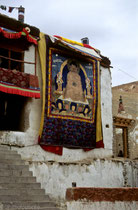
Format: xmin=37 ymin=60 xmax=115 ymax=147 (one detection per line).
xmin=0 ymin=92 xmax=27 ymax=131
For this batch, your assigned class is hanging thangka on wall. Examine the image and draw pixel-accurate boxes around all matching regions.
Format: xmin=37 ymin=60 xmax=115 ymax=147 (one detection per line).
xmin=39 ymin=41 xmax=102 ymax=149
xmin=49 ymin=50 xmax=96 ymax=123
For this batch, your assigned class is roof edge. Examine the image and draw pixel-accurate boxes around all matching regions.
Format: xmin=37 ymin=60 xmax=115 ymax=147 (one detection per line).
xmin=0 ymin=14 xmax=40 ymax=37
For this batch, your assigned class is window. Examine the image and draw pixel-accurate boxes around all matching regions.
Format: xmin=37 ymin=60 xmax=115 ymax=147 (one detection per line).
xmin=0 ymin=47 xmax=24 ymax=72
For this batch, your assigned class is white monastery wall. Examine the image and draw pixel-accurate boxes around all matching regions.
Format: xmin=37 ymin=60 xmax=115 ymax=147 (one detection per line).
xmin=24 ymin=45 xmax=35 ymax=75
xmin=66 ymin=201 xmax=137 ymax=210
xmin=10 ymin=155 xmax=136 ymax=201
xmin=100 ymin=66 xmax=113 ymax=150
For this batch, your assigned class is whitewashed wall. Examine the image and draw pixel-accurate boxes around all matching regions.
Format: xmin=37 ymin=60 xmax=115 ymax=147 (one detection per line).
xmin=24 ymin=45 xmax=35 ymax=75
xmin=100 ymin=66 xmax=113 ymax=150
xmin=17 ymin=157 xmax=137 ymax=201
xmin=66 ymin=201 xmax=137 ymax=210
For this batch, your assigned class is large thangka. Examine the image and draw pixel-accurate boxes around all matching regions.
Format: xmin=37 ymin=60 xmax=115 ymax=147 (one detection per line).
xmin=39 ymin=34 xmax=103 ymax=151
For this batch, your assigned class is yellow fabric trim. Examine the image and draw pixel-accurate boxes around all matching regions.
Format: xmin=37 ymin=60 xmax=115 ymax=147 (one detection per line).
xmin=38 ymin=32 xmax=46 ymax=137
xmin=60 ymin=36 xmax=84 ymax=47
xmin=96 ymin=61 xmax=103 ymax=142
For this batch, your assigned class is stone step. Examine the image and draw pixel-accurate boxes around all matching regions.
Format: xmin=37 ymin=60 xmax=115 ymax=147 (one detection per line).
xmin=0 ymin=149 xmax=18 ymax=155
xmin=0 ymin=176 xmax=36 ymax=183
xmin=2 ymin=208 xmax=61 ymax=210
xmin=0 ymin=146 xmax=60 ymax=210
xmin=0 ymin=182 xmax=41 ymax=189
xmin=0 ymin=188 xmax=45 ymax=195
xmin=0 ymin=164 xmax=29 ymax=170
xmin=0 ymin=159 xmax=25 ymax=165
xmin=0 ymin=153 xmax=21 ymax=160
xmin=0 ymin=194 xmax=50 ymax=202
xmin=0 ymin=145 xmax=10 ymax=151
xmin=3 ymin=208 xmax=60 ymax=210
xmin=0 ymin=168 xmax=33 ymax=177
xmin=2 ymin=201 xmax=58 ymax=209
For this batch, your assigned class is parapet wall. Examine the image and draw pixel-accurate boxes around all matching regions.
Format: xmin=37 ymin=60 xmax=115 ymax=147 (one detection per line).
xmin=66 ymin=187 xmax=138 ymax=210
xmin=11 ymin=145 xmax=138 ymax=201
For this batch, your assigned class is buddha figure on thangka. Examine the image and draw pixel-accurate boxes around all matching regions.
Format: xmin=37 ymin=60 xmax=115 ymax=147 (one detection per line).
xmin=49 ymin=51 xmax=96 ymax=122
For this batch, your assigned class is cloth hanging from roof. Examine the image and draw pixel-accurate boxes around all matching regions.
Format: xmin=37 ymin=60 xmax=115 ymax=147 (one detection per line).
xmin=38 ymin=33 xmax=103 ymax=155
xmin=53 ymin=35 xmax=101 ymax=60
xmin=54 ymin=35 xmax=96 ymax=50
xmin=0 ymin=27 xmax=38 ymax=45
xmin=0 ymin=68 xmax=40 ymax=98
xmin=38 ymin=33 xmax=63 ymax=155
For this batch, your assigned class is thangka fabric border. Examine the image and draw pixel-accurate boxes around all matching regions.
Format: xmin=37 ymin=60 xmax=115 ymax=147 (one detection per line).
xmin=39 ymin=35 xmax=100 ymax=149
xmin=38 ymin=34 xmax=104 ymax=154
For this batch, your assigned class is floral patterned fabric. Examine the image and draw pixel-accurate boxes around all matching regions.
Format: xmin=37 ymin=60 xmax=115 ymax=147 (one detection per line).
xmin=0 ymin=67 xmax=40 ymax=98
xmin=0 ymin=68 xmax=29 ymax=88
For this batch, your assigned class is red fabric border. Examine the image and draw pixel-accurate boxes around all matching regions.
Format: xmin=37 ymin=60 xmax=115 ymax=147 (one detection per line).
xmin=0 ymin=27 xmax=37 ymax=45
xmin=22 ymin=28 xmax=37 ymax=45
xmin=39 ymin=142 xmax=104 ymax=155
xmin=83 ymin=43 xmax=95 ymax=50
xmin=54 ymin=35 xmax=95 ymax=50
xmin=84 ymin=140 xmax=104 ymax=152
xmin=38 ymin=138 xmax=104 ymax=155
xmin=0 ymin=84 xmax=40 ymax=98
xmin=38 ymin=136 xmax=63 ymax=156
xmin=40 ymin=145 xmax=63 ymax=156
xmin=96 ymin=140 xmax=104 ymax=148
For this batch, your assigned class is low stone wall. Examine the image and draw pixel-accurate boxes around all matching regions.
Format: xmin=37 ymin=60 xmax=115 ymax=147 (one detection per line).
xmin=66 ymin=187 xmax=138 ymax=210
xmin=66 ymin=201 xmax=137 ymax=210
xmin=12 ymin=145 xmax=138 ymax=201
xmin=7 ymin=145 xmax=138 ymax=202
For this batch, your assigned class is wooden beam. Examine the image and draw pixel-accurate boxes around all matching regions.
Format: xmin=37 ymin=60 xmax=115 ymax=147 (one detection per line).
xmin=113 ymin=116 xmax=135 ymax=128
xmin=0 ymin=55 xmax=35 ymax=65
xmin=123 ymin=128 xmax=128 ymax=158
xmin=114 ymin=123 xmax=128 ymax=128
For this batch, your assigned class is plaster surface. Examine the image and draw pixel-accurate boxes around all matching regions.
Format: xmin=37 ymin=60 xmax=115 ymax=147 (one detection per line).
xmin=13 ymin=145 xmax=112 ymax=162
xmin=9 ymin=148 xmax=136 ymax=201
xmin=24 ymin=45 xmax=35 ymax=75
xmin=100 ymin=66 xmax=113 ymax=150
xmin=66 ymin=201 xmax=137 ymax=210
xmin=27 ymin=159 xmax=124 ymax=200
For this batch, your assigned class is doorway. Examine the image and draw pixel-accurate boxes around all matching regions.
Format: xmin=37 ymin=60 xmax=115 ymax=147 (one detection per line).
xmin=0 ymin=92 xmax=27 ymax=131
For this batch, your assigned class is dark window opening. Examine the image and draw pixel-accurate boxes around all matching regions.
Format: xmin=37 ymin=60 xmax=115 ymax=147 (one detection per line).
xmin=0 ymin=48 xmax=24 ymax=72
xmin=0 ymin=92 xmax=27 ymax=131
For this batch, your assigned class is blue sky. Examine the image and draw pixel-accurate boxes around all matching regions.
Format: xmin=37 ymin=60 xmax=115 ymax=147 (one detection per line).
xmin=0 ymin=0 xmax=137 ymax=86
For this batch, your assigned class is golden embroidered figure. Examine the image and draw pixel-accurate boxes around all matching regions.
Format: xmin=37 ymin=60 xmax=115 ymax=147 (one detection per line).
xmin=63 ymin=60 xmax=85 ymax=102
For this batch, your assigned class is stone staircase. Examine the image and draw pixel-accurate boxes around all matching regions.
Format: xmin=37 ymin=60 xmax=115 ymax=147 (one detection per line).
xmin=0 ymin=145 xmax=61 ymax=210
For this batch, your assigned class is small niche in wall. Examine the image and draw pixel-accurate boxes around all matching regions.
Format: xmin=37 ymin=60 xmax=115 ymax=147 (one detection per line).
xmin=106 ymin=124 xmax=109 ymax=128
